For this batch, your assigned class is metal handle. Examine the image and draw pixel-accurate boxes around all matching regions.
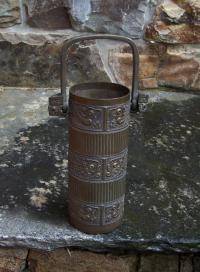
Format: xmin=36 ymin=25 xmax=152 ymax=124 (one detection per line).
xmin=61 ymin=34 xmax=139 ymax=112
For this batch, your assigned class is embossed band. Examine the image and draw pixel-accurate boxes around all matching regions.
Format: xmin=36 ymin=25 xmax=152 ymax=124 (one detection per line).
xmin=69 ymin=99 xmax=130 ymax=132
xmin=69 ymin=196 xmax=124 ymax=226
xmin=69 ymin=149 xmax=128 ymax=182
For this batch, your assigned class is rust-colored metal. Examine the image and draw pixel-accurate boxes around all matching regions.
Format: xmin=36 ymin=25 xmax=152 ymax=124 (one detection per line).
xmin=68 ymin=82 xmax=129 ymax=234
xmin=50 ymin=34 xmax=140 ymax=234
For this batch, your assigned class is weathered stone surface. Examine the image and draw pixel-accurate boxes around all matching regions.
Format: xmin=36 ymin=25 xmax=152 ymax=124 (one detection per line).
xmin=139 ymin=254 xmax=179 ymax=272
xmin=102 ymin=40 xmax=166 ymax=89
xmin=160 ymin=0 xmax=186 ymax=23
xmin=109 ymin=52 xmax=160 ymax=89
xmin=25 ymin=0 xmax=67 ymax=17
xmin=145 ymin=21 xmax=200 ymax=44
xmin=145 ymin=0 xmax=200 ymax=43
xmin=27 ymin=7 xmax=72 ymax=29
xmin=0 ymin=28 xmax=199 ymax=92
xmin=173 ymin=0 xmax=200 ymax=25
xmin=0 ymin=32 xmax=166 ymax=90
xmin=158 ymin=45 xmax=200 ymax=91
xmin=24 ymin=0 xmax=159 ymax=37
xmin=25 ymin=0 xmax=72 ymax=29
xmin=155 ymin=0 xmax=200 ymax=25
xmin=0 ymin=0 xmax=20 ymax=28
xmin=180 ymin=255 xmax=193 ymax=272
xmin=140 ymin=78 xmax=158 ymax=89
xmin=0 ymin=28 xmax=81 ymax=46
xmin=0 ymin=248 xmax=28 ymax=272
xmin=0 ymin=40 xmax=109 ymax=87
xmin=28 ymin=249 xmax=136 ymax=272
xmin=70 ymin=0 xmax=147 ymax=37
xmin=0 ymin=88 xmax=200 ymax=252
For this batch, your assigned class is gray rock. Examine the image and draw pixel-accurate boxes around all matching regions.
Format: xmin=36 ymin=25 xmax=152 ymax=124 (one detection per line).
xmin=0 ymin=28 xmax=81 ymax=45
xmin=70 ymin=0 xmax=147 ymax=37
xmin=0 ymin=39 xmax=109 ymax=87
xmin=0 ymin=28 xmax=199 ymax=92
xmin=145 ymin=0 xmax=200 ymax=43
xmin=158 ymin=44 xmax=200 ymax=91
xmin=161 ymin=0 xmax=200 ymax=25
xmin=0 ymin=0 xmax=21 ymax=28
xmin=25 ymin=0 xmax=72 ymax=29
xmin=24 ymin=0 xmax=160 ymax=37
xmin=27 ymin=7 xmax=72 ymax=29
xmin=25 ymin=0 xmax=68 ymax=16
xmin=0 ymin=27 xmax=165 ymax=90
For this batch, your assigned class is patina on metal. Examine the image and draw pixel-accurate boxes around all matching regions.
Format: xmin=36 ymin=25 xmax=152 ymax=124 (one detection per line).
xmin=49 ymin=34 xmax=140 ymax=233
xmin=68 ymin=83 xmax=129 ymax=233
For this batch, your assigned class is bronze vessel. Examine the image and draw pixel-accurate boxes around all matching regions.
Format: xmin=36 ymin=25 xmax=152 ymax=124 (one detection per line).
xmin=49 ymin=34 xmax=140 ymax=234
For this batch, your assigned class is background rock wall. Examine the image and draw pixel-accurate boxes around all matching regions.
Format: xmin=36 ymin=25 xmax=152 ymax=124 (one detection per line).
xmin=0 ymin=0 xmax=199 ymax=91
xmin=0 ymin=0 xmax=21 ymax=27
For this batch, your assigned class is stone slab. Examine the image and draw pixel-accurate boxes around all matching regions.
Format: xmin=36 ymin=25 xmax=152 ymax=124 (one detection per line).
xmin=0 ymin=88 xmax=200 ymax=252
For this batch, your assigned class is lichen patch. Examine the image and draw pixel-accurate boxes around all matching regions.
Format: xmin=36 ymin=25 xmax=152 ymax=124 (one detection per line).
xmin=30 ymin=193 xmax=48 ymax=209
xmin=28 ymin=177 xmax=64 ymax=209
xmin=28 ymin=187 xmax=52 ymax=209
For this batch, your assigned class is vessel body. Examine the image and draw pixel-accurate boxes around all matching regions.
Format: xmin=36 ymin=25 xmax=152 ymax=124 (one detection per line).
xmin=68 ymin=82 xmax=130 ymax=234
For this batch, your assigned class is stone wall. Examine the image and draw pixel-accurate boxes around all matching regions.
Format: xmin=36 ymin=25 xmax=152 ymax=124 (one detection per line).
xmin=145 ymin=0 xmax=200 ymax=91
xmin=7 ymin=0 xmax=158 ymax=37
xmin=0 ymin=247 xmax=200 ymax=272
xmin=0 ymin=0 xmax=199 ymax=91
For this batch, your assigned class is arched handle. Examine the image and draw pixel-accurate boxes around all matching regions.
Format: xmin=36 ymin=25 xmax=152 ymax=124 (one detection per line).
xmin=61 ymin=34 xmax=139 ymax=112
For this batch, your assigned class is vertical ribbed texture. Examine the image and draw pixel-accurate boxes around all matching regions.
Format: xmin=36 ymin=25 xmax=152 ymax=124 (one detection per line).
xmin=69 ymin=175 xmax=126 ymax=203
xmin=69 ymin=127 xmax=128 ymax=155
